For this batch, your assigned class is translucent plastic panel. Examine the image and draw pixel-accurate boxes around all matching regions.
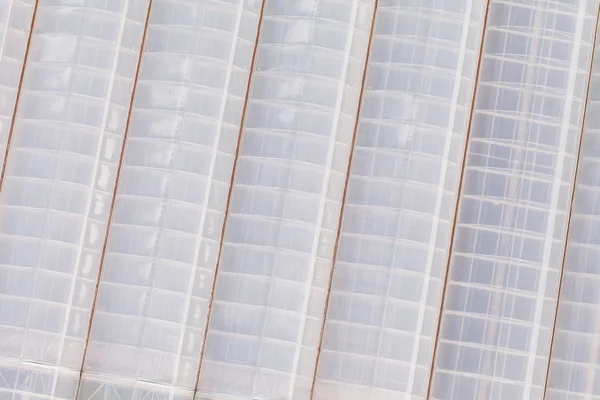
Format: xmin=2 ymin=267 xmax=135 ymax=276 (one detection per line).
xmin=0 ymin=0 xmax=149 ymax=398
xmin=546 ymin=20 xmax=600 ymax=400
xmin=312 ymin=1 xmax=486 ymax=399
xmin=430 ymin=1 xmax=599 ymax=399
xmin=0 ymin=1 xmax=35 ymax=174
xmin=80 ymin=0 xmax=262 ymax=398
xmin=196 ymin=0 xmax=375 ymax=398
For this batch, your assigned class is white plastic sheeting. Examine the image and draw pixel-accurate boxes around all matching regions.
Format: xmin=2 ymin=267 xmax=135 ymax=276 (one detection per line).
xmin=313 ymin=1 xmax=486 ymax=399
xmin=79 ymin=0 xmax=262 ymax=398
xmin=196 ymin=0 xmax=374 ymax=398
xmin=546 ymin=16 xmax=600 ymax=400
xmin=0 ymin=0 xmax=148 ymax=398
xmin=431 ymin=1 xmax=600 ymax=399
xmin=3 ymin=0 xmax=600 ymax=399
xmin=0 ymin=0 xmax=35 ymax=172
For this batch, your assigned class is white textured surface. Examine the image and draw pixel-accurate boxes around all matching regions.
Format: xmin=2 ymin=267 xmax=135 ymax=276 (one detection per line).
xmin=0 ymin=0 xmax=148 ymax=398
xmin=80 ymin=0 xmax=262 ymax=397
xmin=431 ymin=1 xmax=599 ymax=399
xmin=0 ymin=0 xmax=35 ymax=173
xmin=197 ymin=0 xmax=374 ymax=398
xmin=2 ymin=1 xmax=600 ymax=399
xmin=314 ymin=0 xmax=487 ymax=399
xmin=546 ymin=14 xmax=600 ymax=400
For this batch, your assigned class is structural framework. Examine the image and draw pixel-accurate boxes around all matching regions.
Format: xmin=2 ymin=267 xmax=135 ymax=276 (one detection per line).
xmin=1 ymin=0 xmax=600 ymax=399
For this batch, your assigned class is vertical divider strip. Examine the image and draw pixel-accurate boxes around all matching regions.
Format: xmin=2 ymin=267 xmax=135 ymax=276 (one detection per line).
xmin=424 ymin=1 xmax=492 ymax=398
xmin=0 ymin=0 xmax=39 ymax=192
xmin=74 ymin=0 xmax=155 ymax=396
xmin=541 ymin=3 xmax=600 ymax=399
xmin=307 ymin=1 xmax=379 ymax=398
xmin=191 ymin=0 xmax=268 ymax=395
